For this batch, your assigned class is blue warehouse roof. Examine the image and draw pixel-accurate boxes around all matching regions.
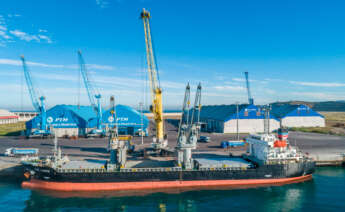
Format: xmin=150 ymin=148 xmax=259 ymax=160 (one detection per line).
xmin=271 ymin=104 xmax=324 ymax=118
xmin=90 ymin=104 xmax=149 ymax=129
xmin=26 ymin=104 xmax=96 ymax=129
xmin=199 ymin=104 xmax=278 ymax=122
xmin=61 ymin=105 xmax=96 ymax=122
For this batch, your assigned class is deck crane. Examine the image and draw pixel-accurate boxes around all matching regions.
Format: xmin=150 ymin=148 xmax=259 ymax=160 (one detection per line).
xmin=244 ymin=71 xmax=254 ymax=105
xmin=20 ymin=55 xmax=51 ymax=137
xmin=77 ymin=50 xmax=104 ymax=137
xmin=177 ymin=83 xmax=202 ymax=169
xmin=140 ymin=9 xmax=167 ymax=149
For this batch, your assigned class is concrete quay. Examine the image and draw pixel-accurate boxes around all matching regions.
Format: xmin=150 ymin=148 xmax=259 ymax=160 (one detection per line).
xmin=0 ymin=131 xmax=344 ymax=179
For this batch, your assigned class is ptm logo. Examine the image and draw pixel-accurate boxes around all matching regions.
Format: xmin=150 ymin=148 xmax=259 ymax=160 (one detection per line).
xmin=47 ymin=117 xmax=53 ymax=123
xmin=108 ymin=116 xmax=114 ymax=122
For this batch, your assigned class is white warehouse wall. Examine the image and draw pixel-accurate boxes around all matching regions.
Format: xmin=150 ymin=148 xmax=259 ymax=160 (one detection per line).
xmin=281 ymin=116 xmax=325 ymax=128
xmin=53 ymin=128 xmax=79 ymax=137
xmin=223 ymin=119 xmax=280 ymax=133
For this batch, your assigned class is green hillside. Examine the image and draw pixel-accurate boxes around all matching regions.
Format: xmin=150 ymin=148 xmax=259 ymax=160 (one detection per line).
xmin=271 ymin=101 xmax=345 ymax=112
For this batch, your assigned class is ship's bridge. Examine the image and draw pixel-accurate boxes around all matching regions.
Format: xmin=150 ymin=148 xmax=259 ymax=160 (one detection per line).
xmin=247 ymin=134 xmax=276 ymax=147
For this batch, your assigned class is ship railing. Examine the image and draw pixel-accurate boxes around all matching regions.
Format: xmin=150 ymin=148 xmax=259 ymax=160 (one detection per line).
xmin=55 ymin=166 xmax=254 ymax=173
xmin=120 ymin=167 xmax=183 ymax=172
xmin=198 ymin=166 xmax=251 ymax=171
xmin=57 ymin=168 xmax=108 ymax=173
xmin=266 ymin=158 xmax=300 ymax=165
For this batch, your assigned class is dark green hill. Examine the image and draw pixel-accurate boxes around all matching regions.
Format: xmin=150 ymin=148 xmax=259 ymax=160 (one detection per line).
xmin=270 ymin=101 xmax=345 ymax=112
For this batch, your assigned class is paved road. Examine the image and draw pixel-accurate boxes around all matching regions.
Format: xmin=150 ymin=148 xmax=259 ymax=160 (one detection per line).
xmin=0 ymin=128 xmax=344 ymax=162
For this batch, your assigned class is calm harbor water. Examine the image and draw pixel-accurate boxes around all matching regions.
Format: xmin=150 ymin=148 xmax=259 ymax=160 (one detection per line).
xmin=0 ymin=167 xmax=344 ymax=212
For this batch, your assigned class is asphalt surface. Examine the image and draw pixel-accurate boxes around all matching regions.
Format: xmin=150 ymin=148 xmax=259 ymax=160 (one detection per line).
xmin=0 ymin=121 xmax=344 ymax=162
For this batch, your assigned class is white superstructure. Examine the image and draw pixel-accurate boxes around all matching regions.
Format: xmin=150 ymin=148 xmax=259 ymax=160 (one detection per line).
xmin=246 ymin=133 xmax=303 ymax=165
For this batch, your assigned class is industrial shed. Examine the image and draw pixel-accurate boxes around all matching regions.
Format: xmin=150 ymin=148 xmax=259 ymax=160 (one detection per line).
xmin=26 ymin=104 xmax=148 ymax=137
xmin=26 ymin=105 xmax=96 ymax=137
xmin=0 ymin=109 xmax=19 ymax=125
xmin=271 ymin=104 xmax=325 ymax=128
xmin=90 ymin=104 xmax=149 ymax=135
xmin=199 ymin=104 xmax=280 ymax=133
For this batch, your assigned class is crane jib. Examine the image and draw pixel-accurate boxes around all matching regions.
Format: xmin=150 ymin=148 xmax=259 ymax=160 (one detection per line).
xmin=141 ymin=9 xmax=165 ymax=144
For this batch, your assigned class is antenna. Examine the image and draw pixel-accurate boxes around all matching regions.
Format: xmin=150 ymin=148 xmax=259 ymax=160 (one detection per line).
xmin=263 ymin=104 xmax=271 ymax=134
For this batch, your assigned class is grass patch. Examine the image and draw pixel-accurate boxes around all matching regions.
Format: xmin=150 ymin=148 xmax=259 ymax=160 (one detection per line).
xmin=0 ymin=122 xmax=26 ymax=136
xmin=320 ymin=112 xmax=345 ymax=122
xmin=290 ymin=127 xmax=331 ymax=134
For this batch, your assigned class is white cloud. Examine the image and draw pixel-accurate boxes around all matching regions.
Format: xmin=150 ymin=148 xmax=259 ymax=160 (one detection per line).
xmin=0 ymin=58 xmax=115 ymax=71
xmin=0 ymin=20 xmax=11 ymax=41
xmin=9 ymin=30 xmax=40 ymax=42
xmin=289 ymin=81 xmax=345 ymax=87
xmin=232 ymin=77 xmax=245 ymax=82
xmin=0 ymin=30 xmax=11 ymax=40
xmin=7 ymin=14 xmax=21 ymax=18
xmin=0 ymin=15 xmax=50 ymax=45
xmin=0 ymin=58 xmax=63 ymax=68
xmin=87 ymin=64 xmax=114 ymax=71
xmin=232 ymin=77 xmax=256 ymax=83
xmin=0 ymin=25 xmax=7 ymax=31
xmin=96 ymin=0 xmax=109 ymax=8
xmin=213 ymin=85 xmax=246 ymax=91
xmin=39 ymin=29 xmax=47 ymax=33
xmin=9 ymin=30 xmax=53 ymax=43
xmin=38 ymin=34 xmax=52 ymax=43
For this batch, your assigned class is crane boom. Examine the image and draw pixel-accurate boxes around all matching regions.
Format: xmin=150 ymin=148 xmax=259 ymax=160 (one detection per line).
xmin=78 ymin=51 xmax=98 ymax=110
xmin=244 ymin=71 xmax=254 ymax=105
xmin=176 ymin=83 xmax=202 ymax=169
xmin=77 ymin=51 xmax=103 ymax=132
xmin=21 ymin=56 xmax=40 ymax=112
xmin=177 ymin=83 xmax=190 ymax=139
xmin=20 ymin=56 xmax=49 ymax=136
xmin=140 ymin=8 xmax=166 ymax=149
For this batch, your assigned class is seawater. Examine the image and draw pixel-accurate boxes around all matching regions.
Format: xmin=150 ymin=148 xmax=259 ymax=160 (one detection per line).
xmin=0 ymin=167 xmax=344 ymax=212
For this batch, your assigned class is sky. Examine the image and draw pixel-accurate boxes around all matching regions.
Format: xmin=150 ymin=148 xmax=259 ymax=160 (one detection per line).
xmin=1 ymin=0 xmax=345 ymax=111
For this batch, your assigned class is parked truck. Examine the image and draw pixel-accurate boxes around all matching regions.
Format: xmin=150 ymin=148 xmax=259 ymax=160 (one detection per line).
xmin=4 ymin=148 xmax=39 ymax=157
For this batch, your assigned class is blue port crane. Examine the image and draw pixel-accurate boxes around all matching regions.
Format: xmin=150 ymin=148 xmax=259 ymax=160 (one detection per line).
xmin=244 ymin=71 xmax=254 ymax=105
xmin=20 ymin=55 xmax=51 ymax=137
xmin=77 ymin=50 xmax=104 ymax=137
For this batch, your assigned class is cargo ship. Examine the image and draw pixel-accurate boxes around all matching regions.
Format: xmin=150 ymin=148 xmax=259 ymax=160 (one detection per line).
xmin=21 ymin=128 xmax=315 ymax=192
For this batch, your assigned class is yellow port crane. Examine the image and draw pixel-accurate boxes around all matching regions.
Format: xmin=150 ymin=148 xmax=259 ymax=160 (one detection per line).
xmin=140 ymin=8 xmax=167 ymax=149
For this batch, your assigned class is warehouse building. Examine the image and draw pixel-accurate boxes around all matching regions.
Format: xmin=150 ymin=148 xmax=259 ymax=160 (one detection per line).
xmin=199 ymin=104 xmax=280 ymax=133
xmin=13 ymin=111 xmax=38 ymax=122
xmin=90 ymin=104 xmax=149 ymax=136
xmin=26 ymin=104 xmax=149 ymax=137
xmin=271 ymin=104 xmax=325 ymax=128
xmin=26 ymin=105 xmax=95 ymax=137
xmin=0 ymin=109 xmax=19 ymax=125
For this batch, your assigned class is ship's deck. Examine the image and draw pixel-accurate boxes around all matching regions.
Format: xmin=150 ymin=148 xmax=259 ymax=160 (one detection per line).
xmin=195 ymin=157 xmax=253 ymax=168
xmin=61 ymin=160 xmax=106 ymax=169
xmin=60 ymin=156 xmax=253 ymax=170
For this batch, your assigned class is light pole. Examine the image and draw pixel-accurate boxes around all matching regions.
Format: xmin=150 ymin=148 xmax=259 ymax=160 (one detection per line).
xmin=139 ymin=102 xmax=144 ymax=145
xmin=236 ymin=102 xmax=239 ymax=141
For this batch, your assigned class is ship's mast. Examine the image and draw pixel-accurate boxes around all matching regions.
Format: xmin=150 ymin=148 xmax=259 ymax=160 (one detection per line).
xmin=263 ymin=105 xmax=271 ymax=134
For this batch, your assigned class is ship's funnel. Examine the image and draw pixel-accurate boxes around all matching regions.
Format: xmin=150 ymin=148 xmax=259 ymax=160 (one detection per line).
xmin=277 ymin=128 xmax=288 ymax=141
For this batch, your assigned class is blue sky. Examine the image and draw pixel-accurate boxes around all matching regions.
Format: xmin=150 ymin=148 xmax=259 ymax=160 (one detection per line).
xmin=1 ymin=0 xmax=345 ymax=110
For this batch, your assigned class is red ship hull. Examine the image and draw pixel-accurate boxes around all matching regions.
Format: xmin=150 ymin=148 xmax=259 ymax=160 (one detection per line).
xmin=22 ymin=174 xmax=312 ymax=191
